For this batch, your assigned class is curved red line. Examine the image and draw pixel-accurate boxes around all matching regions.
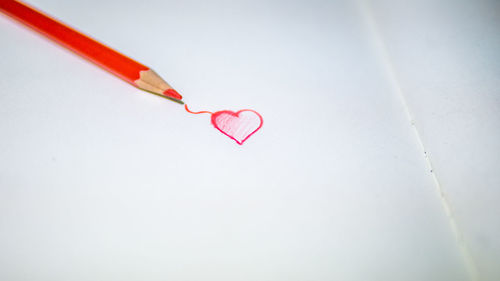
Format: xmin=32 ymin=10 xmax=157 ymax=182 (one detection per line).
xmin=184 ymin=104 xmax=213 ymax=115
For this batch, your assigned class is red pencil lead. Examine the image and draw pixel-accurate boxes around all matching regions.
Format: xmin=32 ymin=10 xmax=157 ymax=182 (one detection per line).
xmin=163 ymin=89 xmax=182 ymax=100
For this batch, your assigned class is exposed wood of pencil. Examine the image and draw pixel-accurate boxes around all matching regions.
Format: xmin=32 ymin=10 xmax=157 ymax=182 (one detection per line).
xmin=136 ymin=69 xmax=177 ymax=98
xmin=0 ymin=0 xmax=182 ymax=100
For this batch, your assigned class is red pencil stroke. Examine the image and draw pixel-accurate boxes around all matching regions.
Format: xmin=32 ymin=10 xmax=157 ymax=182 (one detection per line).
xmin=211 ymin=109 xmax=263 ymax=145
xmin=184 ymin=104 xmax=213 ymax=115
xmin=185 ymin=104 xmax=263 ymax=145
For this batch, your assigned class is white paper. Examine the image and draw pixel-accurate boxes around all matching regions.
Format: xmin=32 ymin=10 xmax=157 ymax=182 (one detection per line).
xmin=2 ymin=0 xmax=496 ymax=280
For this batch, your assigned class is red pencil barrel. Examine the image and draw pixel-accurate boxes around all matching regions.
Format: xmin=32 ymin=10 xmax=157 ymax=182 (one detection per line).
xmin=0 ymin=0 xmax=148 ymax=83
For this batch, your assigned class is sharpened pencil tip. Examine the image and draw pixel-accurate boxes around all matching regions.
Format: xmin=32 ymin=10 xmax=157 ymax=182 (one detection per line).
xmin=163 ymin=89 xmax=182 ymax=100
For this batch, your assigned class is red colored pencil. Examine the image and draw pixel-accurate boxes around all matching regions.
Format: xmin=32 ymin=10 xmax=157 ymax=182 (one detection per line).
xmin=0 ymin=0 xmax=182 ymax=101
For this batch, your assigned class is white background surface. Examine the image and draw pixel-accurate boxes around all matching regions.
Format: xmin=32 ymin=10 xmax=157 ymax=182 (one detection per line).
xmin=0 ymin=0 xmax=498 ymax=280
xmin=369 ymin=1 xmax=500 ymax=280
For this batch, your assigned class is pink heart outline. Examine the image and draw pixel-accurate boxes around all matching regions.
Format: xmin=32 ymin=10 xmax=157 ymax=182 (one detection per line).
xmin=211 ymin=109 xmax=263 ymax=145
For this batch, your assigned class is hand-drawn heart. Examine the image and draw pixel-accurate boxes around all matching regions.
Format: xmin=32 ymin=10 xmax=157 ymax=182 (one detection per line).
xmin=211 ymin=109 xmax=263 ymax=145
